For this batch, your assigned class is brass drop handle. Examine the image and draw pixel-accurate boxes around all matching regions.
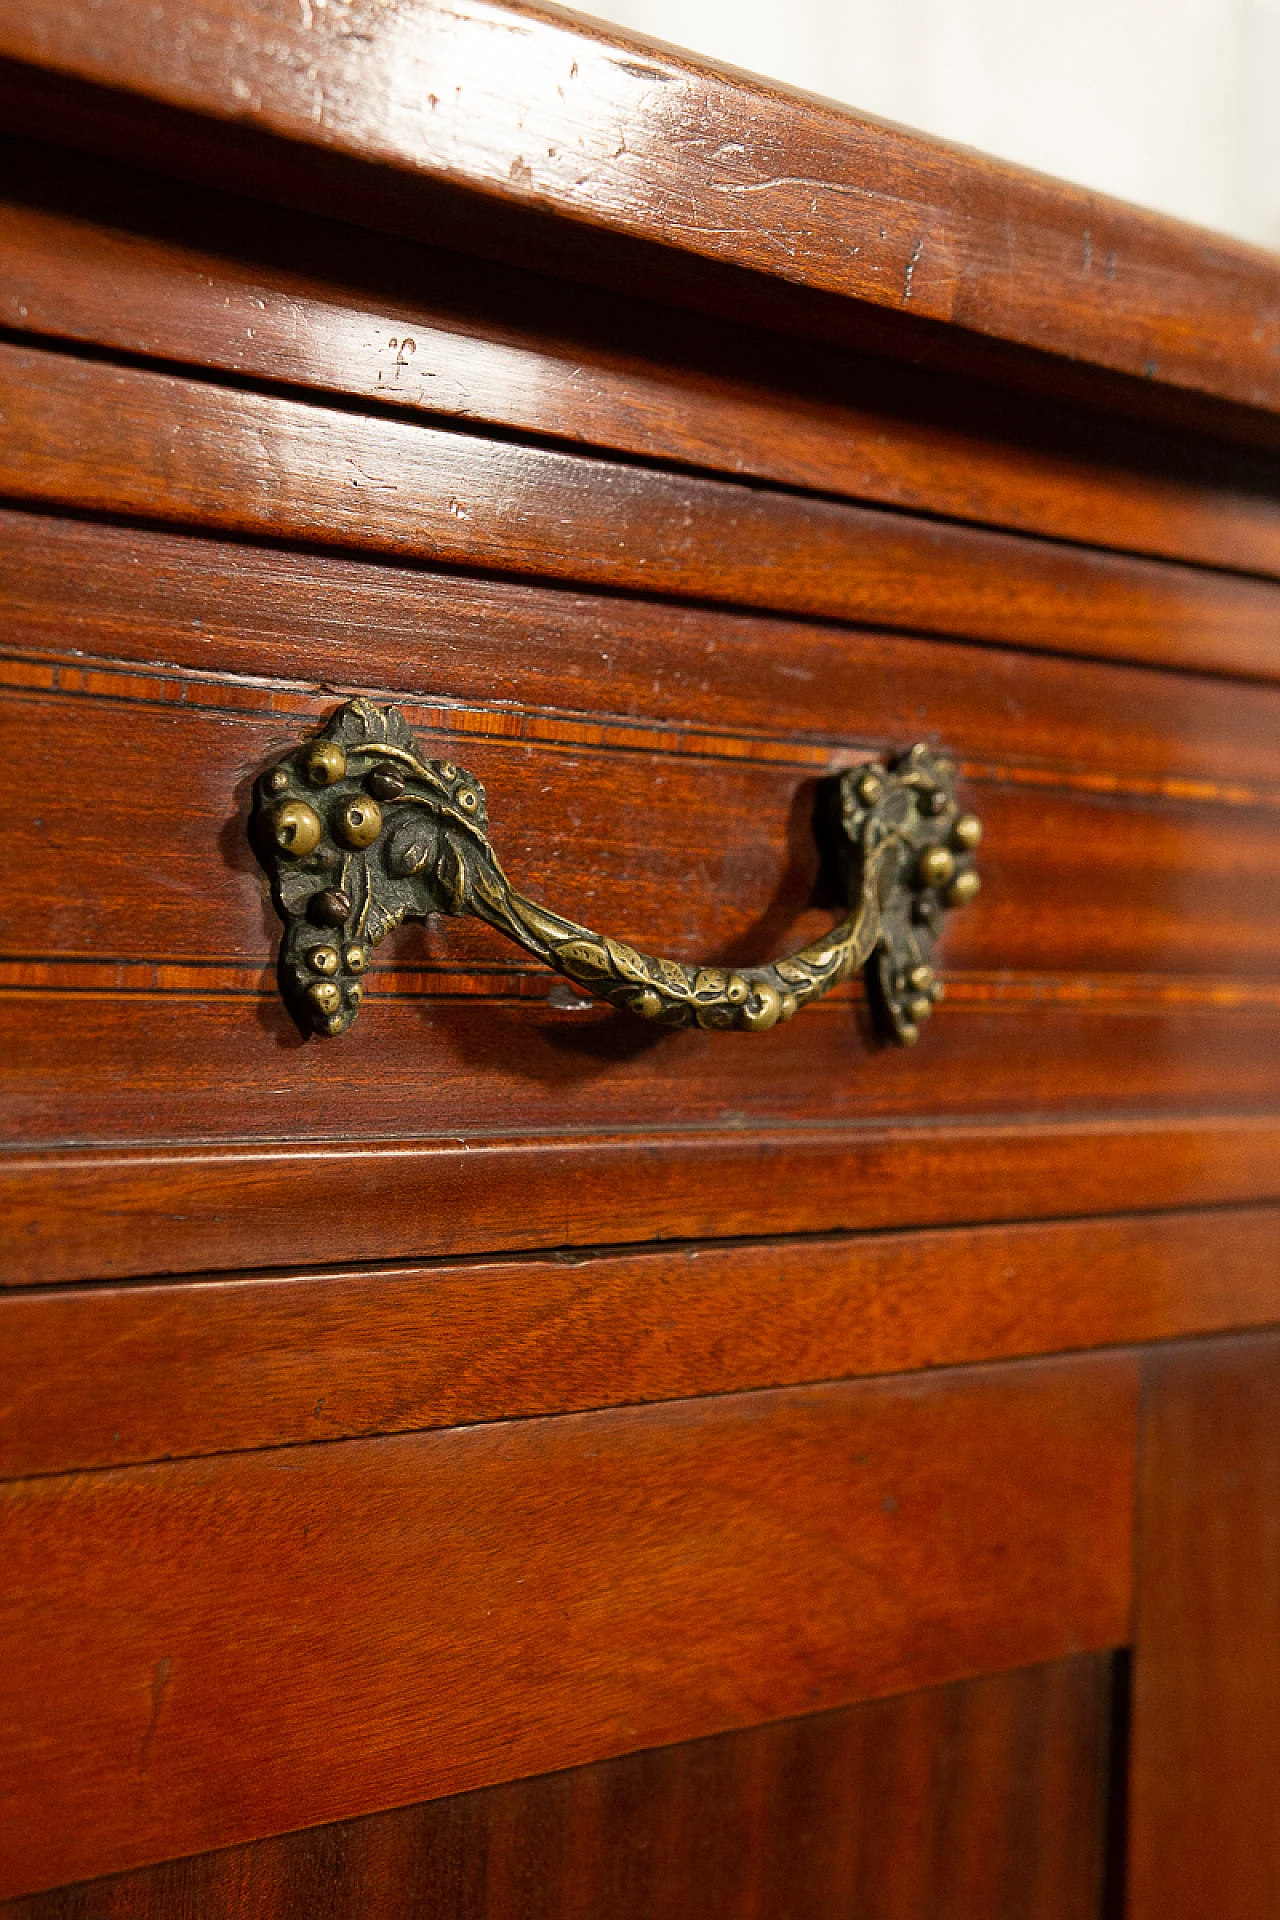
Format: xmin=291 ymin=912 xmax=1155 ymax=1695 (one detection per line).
xmin=252 ymin=699 xmax=980 ymax=1044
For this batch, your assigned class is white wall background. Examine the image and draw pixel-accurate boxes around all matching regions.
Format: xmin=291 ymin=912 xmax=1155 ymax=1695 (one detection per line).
xmin=579 ymin=0 xmax=1280 ymax=253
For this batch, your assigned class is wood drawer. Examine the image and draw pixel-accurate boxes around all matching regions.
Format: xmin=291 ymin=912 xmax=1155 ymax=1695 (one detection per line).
xmin=4 ymin=305 xmax=1280 ymax=1279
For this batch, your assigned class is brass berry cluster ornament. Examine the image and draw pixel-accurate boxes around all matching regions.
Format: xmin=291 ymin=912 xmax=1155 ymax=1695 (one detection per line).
xmin=252 ymin=699 xmax=980 ymax=1043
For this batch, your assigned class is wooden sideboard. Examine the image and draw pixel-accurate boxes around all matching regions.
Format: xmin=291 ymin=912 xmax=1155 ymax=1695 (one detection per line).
xmin=2 ymin=3 xmax=1280 ymax=1913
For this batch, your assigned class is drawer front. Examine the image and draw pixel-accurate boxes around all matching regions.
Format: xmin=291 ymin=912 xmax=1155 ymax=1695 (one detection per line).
xmin=3 ymin=229 xmax=1280 ymax=1280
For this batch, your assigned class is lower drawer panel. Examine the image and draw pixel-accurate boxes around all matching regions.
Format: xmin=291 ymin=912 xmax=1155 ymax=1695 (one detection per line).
xmin=0 ymin=1352 xmax=1135 ymax=1899
xmin=0 ymin=1656 xmax=1116 ymax=1920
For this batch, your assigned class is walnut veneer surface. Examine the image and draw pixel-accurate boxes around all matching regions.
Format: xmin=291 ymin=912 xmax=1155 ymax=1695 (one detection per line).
xmin=1 ymin=3 xmax=1279 ymax=1913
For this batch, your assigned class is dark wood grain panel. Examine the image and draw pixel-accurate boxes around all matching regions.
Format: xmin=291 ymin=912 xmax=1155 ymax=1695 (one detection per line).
xmin=5 ymin=142 xmax=1280 ymax=576
xmin=5 ymin=342 xmax=1280 ymax=677
xmin=0 ymin=1354 xmax=1135 ymax=1898
xmin=3 ymin=1207 xmax=1278 ymax=1479
xmin=0 ymin=1655 xmax=1116 ymax=1920
xmin=1128 ymin=1330 xmax=1280 ymax=1920
xmin=1 ymin=0 xmax=1277 ymax=422
xmin=4 ymin=1113 xmax=1280 ymax=1287
xmin=12 ymin=511 xmax=1280 ymax=801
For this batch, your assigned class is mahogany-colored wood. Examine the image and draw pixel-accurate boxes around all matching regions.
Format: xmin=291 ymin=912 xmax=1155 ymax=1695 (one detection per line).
xmin=12 ymin=512 xmax=1280 ymax=800
xmin=2 ymin=1207 xmax=1277 ymax=1480
xmin=0 ymin=1353 xmax=1135 ymax=1898
xmin=10 ymin=991 xmax=1280 ymax=1182
xmin=1 ymin=0 xmax=1278 ymax=424
xmin=1128 ymin=1330 xmax=1280 ymax=1920
xmin=7 ymin=340 xmax=1280 ymax=678
xmin=5 ymin=136 xmax=1280 ymax=576
xmin=0 ymin=1655 xmax=1116 ymax=1920
xmin=6 ymin=1114 xmax=1280 ymax=1288
xmin=7 ymin=683 xmax=1280 ymax=986
xmin=6 ymin=3 xmax=1280 ymax=1906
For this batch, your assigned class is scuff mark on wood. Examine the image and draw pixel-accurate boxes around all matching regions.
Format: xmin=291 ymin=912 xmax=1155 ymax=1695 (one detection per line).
xmin=902 ymin=236 xmax=924 ymax=303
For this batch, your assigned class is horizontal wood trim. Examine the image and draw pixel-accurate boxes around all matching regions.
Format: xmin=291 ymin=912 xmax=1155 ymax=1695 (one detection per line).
xmin=0 ymin=1656 xmax=1115 ymax=1920
xmin=2 ymin=1206 xmax=1277 ymax=1479
xmin=5 ymin=1114 xmax=1280 ymax=1286
xmin=11 ymin=513 xmax=1280 ymax=801
xmin=5 ymin=147 xmax=1280 ymax=578
xmin=9 ymin=990 xmax=1280 ymax=1171
xmin=8 ymin=960 xmax=1280 ymax=1010
xmin=5 ymin=342 xmax=1280 ymax=678
xmin=0 ymin=1353 xmax=1136 ymax=1898
xmin=0 ymin=0 xmax=1277 ymax=424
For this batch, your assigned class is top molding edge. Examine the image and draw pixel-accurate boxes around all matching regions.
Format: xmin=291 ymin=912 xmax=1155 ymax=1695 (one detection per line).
xmin=2 ymin=0 xmax=1279 ymax=424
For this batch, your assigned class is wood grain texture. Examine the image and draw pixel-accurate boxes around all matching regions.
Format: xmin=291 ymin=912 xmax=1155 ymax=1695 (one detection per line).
xmin=0 ymin=1655 xmax=1116 ymax=1920
xmin=5 ymin=139 xmax=1280 ymax=576
xmin=0 ymin=1353 xmax=1136 ymax=1898
xmin=2 ymin=1207 xmax=1278 ymax=1479
xmin=1128 ymin=1330 xmax=1280 ymax=1920
xmin=0 ymin=18 xmax=1272 ymax=1916
xmin=0 ymin=0 xmax=1277 ymax=421
xmin=12 ymin=511 xmax=1280 ymax=802
xmin=6 ymin=341 xmax=1280 ymax=678
xmin=11 ymin=989 xmax=1280 ymax=1176
xmin=5 ymin=681 xmax=1280 ymax=986
xmin=5 ymin=1114 xmax=1280 ymax=1287
xmin=8 ymin=538 xmax=1280 ymax=1221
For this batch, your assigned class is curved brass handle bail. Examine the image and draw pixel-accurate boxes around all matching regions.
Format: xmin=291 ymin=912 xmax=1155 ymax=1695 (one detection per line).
xmin=252 ymin=699 xmax=980 ymax=1045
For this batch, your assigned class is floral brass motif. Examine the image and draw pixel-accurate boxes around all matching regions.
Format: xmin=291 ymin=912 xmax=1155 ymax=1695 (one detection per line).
xmin=251 ymin=699 xmax=980 ymax=1043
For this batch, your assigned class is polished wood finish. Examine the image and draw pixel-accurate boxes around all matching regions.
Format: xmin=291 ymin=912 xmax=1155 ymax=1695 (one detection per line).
xmin=10 ymin=505 xmax=1280 ymax=783
xmin=8 ymin=1116 xmax=1280 ymax=1288
xmin=15 ymin=975 xmax=1280 ymax=1153
xmin=6 ymin=489 xmax=1280 ymax=1282
xmin=0 ymin=1355 xmax=1134 ymax=1896
xmin=2 ymin=0 xmax=1279 ymax=424
xmin=6 ymin=138 xmax=1280 ymax=575
xmin=9 ymin=674 xmax=1280 ymax=981
xmin=7 ymin=341 xmax=1280 ymax=676
xmin=6 ymin=1 xmax=1280 ymax=1908
xmin=1128 ymin=1330 xmax=1280 ymax=1919
xmin=0 ymin=1656 xmax=1116 ymax=1920
xmin=13 ymin=508 xmax=1280 ymax=793
xmin=2 ymin=1208 xmax=1278 ymax=1480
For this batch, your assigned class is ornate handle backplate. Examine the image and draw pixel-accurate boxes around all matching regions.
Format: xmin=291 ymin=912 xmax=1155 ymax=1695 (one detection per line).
xmin=251 ymin=699 xmax=980 ymax=1044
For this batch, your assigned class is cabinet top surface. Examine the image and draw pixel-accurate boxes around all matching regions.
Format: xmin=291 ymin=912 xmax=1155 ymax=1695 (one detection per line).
xmin=2 ymin=0 xmax=1279 ymax=430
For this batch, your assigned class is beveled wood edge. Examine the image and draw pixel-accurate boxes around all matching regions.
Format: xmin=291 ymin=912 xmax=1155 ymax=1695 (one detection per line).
xmin=5 ymin=157 xmax=1280 ymax=581
xmin=9 ymin=338 xmax=1280 ymax=684
xmin=2 ymin=1204 xmax=1278 ymax=1480
xmin=4 ymin=1112 xmax=1280 ymax=1286
xmin=0 ymin=0 xmax=1278 ymax=426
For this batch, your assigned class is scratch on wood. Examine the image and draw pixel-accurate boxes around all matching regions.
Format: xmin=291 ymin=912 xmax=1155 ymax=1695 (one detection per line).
xmin=902 ymin=236 xmax=924 ymax=302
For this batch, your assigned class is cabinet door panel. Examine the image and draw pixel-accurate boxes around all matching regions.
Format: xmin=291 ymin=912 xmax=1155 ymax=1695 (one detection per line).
xmin=0 ymin=1656 xmax=1117 ymax=1920
xmin=0 ymin=1354 xmax=1135 ymax=1898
